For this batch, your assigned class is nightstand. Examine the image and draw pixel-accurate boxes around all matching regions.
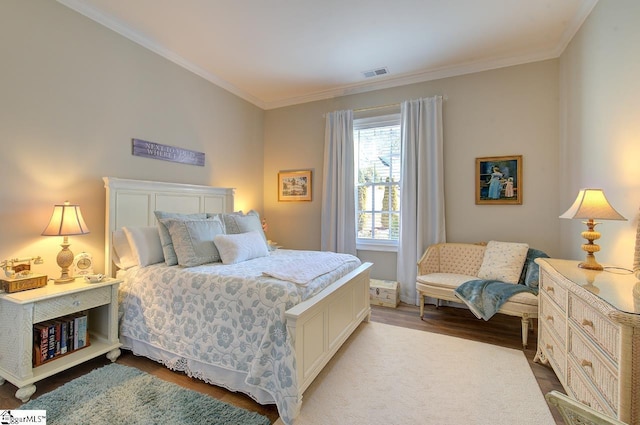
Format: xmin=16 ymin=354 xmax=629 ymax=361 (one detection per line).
xmin=0 ymin=278 xmax=122 ymax=402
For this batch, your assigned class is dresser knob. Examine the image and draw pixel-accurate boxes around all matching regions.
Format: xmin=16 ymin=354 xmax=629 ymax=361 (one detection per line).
xmin=546 ymin=315 xmax=554 ymax=323
xmin=582 ymin=319 xmax=594 ymax=329
xmin=546 ymin=344 xmax=554 ymax=353
xmin=580 ymin=399 xmax=592 ymax=408
xmin=546 ymin=286 xmax=555 ymax=294
xmin=581 ymin=359 xmax=594 ymax=372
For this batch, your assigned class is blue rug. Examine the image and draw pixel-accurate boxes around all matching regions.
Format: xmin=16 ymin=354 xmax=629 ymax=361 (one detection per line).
xmin=19 ymin=363 xmax=271 ymax=425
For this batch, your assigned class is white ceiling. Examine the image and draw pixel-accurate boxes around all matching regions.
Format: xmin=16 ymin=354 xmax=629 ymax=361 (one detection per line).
xmin=58 ymin=0 xmax=598 ymax=110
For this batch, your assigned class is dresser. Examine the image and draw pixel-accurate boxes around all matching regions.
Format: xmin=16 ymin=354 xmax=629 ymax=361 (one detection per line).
xmin=535 ymin=258 xmax=640 ymax=424
xmin=0 ymin=278 xmax=122 ymax=402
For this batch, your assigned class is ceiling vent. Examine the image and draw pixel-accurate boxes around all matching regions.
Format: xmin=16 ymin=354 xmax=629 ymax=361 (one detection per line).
xmin=362 ymin=67 xmax=389 ymax=78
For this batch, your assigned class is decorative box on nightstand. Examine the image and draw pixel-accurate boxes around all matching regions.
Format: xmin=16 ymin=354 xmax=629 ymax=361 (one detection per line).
xmin=370 ymin=279 xmax=400 ymax=308
xmin=0 ymin=274 xmax=47 ymax=293
xmin=0 ymin=277 xmax=122 ymax=402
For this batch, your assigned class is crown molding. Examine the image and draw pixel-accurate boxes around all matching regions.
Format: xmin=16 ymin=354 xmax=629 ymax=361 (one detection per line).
xmin=262 ymin=50 xmax=559 ymax=110
xmin=551 ymin=0 xmax=599 ymax=57
xmin=58 ymin=0 xmax=599 ymax=111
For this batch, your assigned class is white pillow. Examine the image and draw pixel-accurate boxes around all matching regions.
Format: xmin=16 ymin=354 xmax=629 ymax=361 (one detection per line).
xmin=477 ymin=240 xmax=529 ymax=284
xmin=213 ymin=231 xmax=269 ymax=265
xmin=161 ymin=217 xmax=225 ymax=267
xmin=123 ymin=226 xmax=164 ymax=267
xmin=112 ymin=229 xmax=138 ymax=270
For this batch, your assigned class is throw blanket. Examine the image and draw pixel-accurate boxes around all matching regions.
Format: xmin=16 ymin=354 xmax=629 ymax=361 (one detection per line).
xmin=454 ymin=279 xmax=537 ymax=321
xmin=262 ymin=251 xmax=354 ymax=285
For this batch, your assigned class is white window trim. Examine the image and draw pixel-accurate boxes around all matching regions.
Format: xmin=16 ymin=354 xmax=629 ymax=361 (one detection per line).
xmin=353 ymin=113 xmax=400 ymax=130
xmin=356 ymin=239 xmax=398 ymax=252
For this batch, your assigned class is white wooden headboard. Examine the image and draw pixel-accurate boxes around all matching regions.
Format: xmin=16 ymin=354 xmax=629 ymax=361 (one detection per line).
xmin=103 ymin=177 xmax=235 ymax=276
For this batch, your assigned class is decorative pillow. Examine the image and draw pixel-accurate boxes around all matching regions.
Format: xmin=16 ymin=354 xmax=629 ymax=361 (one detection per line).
xmin=519 ymin=248 xmax=550 ymax=289
xmin=206 ymin=210 xmax=243 ymax=225
xmin=477 ymin=241 xmax=529 ymax=284
xmin=222 ymin=210 xmax=267 ymax=242
xmin=154 ymin=211 xmax=206 ymax=266
xmin=112 ymin=229 xmax=138 ymax=270
xmin=122 ymin=226 xmax=164 ymax=267
xmin=213 ymin=231 xmax=269 ymax=265
xmin=160 ymin=217 xmax=225 ymax=267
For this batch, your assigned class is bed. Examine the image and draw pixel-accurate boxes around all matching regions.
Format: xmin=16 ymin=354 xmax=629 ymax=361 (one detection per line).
xmin=103 ymin=177 xmax=372 ymax=425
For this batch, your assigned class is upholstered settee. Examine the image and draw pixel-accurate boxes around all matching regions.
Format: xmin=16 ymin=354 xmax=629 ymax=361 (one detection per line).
xmin=416 ymin=241 xmax=547 ymax=348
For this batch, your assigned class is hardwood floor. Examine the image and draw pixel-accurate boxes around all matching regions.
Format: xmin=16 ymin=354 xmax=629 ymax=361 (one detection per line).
xmin=0 ymin=302 xmax=565 ymax=424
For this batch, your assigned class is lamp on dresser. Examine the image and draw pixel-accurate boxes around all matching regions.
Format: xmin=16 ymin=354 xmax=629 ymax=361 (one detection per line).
xmin=41 ymin=201 xmax=90 ymax=283
xmin=560 ymin=188 xmax=626 ymax=270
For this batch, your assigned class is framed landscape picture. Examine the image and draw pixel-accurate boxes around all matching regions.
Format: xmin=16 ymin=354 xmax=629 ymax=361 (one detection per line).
xmin=475 ymin=155 xmax=522 ymax=205
xmin=278 ymin=170 xmax=312 ymax=202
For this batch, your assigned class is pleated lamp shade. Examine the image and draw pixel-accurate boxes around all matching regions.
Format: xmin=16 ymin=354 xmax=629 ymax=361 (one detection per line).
xmin=42 ymin=202 xmax=90 ymax=236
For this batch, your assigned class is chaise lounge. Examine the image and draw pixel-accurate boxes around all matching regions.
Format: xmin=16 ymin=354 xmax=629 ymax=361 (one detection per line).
xmin=416 ymin=241 xmax=548 ymax=348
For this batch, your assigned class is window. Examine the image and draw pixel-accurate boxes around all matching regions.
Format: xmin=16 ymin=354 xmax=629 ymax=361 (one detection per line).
xmin=354 ymin=114 xmax=401 ymax=251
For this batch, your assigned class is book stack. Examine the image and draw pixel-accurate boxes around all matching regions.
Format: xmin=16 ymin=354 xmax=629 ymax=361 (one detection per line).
xmin=33 ymin=311 xmax=90 ymax=366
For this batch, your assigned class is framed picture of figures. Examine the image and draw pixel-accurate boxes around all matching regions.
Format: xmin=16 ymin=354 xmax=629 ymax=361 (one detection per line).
xmin=475 ymin=155 xmax=522 ymax=205
xmin=278 ymin=170 xmax=312 ymax=202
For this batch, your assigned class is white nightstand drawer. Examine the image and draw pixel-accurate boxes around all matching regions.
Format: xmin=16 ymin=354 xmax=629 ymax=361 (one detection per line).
xmin=33 ymin=286 xmax=112 ymax=323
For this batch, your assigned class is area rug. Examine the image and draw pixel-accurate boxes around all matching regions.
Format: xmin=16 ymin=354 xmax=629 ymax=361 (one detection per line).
xmin=19 ymin=363 xmax=270 ymax=425
xmin=276 ymin=321 xmax=554 ymax=425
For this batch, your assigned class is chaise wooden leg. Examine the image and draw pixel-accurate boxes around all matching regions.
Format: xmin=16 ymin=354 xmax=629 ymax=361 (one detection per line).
xmin=418 ymin=291 xmax=424 ymax=319
xmin=521 ymin=314 xmax=530 ymax=348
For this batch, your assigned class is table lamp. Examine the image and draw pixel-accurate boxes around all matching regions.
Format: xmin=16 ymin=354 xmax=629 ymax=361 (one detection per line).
xmin=42 ymin=201 xmax=90 ymax=283
xmin=560 ymin=189 xmax=626 ymax=271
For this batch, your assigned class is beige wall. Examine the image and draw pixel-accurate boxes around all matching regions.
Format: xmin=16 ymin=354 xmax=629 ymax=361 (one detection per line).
xmin=0 ymin=0 xmax=264 ymax=276
xmin=7 ymin=0 xmax=636 ymax=284
xmin=264 ymin=61 xmax=560 ymax=281
xmin=559 ymin=0 xmax=640 ymax=268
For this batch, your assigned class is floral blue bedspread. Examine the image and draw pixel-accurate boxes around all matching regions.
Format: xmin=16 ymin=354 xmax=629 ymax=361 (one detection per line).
xmin=118 ymin=249 xmax=361 ymax=425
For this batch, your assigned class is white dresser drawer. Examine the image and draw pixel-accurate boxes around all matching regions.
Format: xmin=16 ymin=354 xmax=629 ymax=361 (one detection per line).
xmin=567 ymin=354 xmax=617 ymax=417
xmin=568 ymin=326 xmax=618 ymax=409
xmin=539 ymin=270 xmax=568 ymax=309
xmin=33 ymin=286 xmax=112 ymax=323
xmin=540 ymin=291 xmax=567 ymax=343
xmin=539 ymin=323 xmax=567 ymax=382
xmin=568 ymin=293 xmax=620 ymax=364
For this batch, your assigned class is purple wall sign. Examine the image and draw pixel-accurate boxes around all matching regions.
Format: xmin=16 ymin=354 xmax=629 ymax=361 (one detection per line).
xmin=132 ymin=138 xmax=205 ymax=166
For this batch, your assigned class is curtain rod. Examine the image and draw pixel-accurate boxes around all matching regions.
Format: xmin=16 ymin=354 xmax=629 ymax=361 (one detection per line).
xmin=353 ymin=103 xmax=400 ymax=113
xmin=353 ymin=95 xmax=447 ymax=113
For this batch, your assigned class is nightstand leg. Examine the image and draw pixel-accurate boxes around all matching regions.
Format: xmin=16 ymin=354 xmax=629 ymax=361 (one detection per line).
xmin=0 ymin=377 xmax=5 ymax=385
xmin=16 ymin=384 xmax=36 ymax=402
xmin=106 ymin=348 xmax=121 ymax=363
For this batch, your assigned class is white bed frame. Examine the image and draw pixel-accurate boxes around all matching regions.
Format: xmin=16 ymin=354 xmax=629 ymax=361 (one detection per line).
xmin=103 ymin=177 xmax=372 ymax=415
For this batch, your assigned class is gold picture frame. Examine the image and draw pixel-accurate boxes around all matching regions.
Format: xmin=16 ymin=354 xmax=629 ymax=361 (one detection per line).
xmin=278 ymin=170 xmax=312 ymax=202
xmin=475 ymin=155 xmax=522 ymax=205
